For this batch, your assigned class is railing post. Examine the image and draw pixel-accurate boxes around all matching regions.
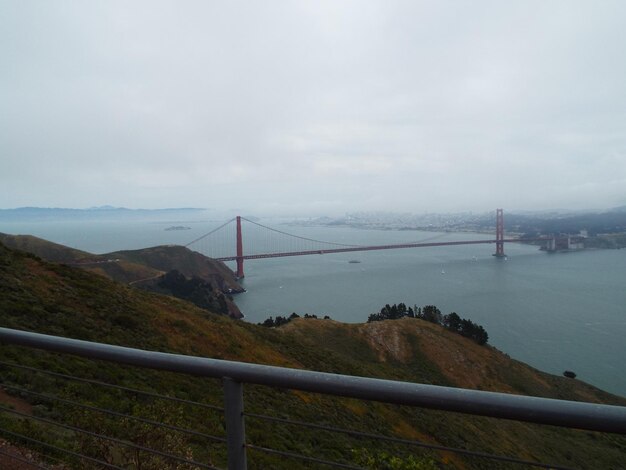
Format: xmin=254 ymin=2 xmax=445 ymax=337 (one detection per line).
xmin=223 ymin=377 xmax=247 ymax=470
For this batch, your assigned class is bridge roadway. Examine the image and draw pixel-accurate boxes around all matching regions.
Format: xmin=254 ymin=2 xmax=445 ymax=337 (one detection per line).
xmin=215 ymin=238 xmax=540 ymax=262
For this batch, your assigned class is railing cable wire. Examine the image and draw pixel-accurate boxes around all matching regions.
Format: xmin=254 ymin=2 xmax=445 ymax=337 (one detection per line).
xmin=246 ymin=443 xmax=363 ymax=469
xmin=0 ymin=428 xmax=124 ymax=470
xmin=0 ymin=448 xmax=52 ymax=470
xmin=245 ymin=412 xmax=574 ymax=470
xmin=0 ymin=360 xmax=223 ymax=412
xmin=1 ymin=383 xmax=227 ymax=443
xmin=0 ymin=405 xmax=219 ymax=470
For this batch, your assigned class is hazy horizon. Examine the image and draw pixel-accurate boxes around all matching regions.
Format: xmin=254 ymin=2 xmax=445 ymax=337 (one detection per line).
xmin=0 ymin=200 xmax=626 ymax=218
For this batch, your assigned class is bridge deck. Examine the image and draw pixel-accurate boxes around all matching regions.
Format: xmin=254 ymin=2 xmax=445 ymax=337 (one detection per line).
xmin=215 ymin=238 xmax=540 ymax=261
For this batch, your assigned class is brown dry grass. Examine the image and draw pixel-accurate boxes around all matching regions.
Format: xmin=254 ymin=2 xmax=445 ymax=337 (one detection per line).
xmin=0 ymin=438 xmax=66 ymax=469
xmin=357 ymin=320 xmax=414 ymax=363
xmin=285 ymin=317 xmax=626 ymax=405
xmin=0 ymin=388 xmax=33 ymax=415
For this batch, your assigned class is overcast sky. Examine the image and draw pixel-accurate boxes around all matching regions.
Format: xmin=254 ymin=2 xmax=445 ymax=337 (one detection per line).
xmin=1 ymin=1 xmax=625 ymax=216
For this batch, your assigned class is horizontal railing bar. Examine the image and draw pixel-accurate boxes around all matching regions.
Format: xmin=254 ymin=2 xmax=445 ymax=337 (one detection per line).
xmin=1 ymin=383 xmax=227 ymax=443
xmin=244 ymin=412 xmax=573 ymax=469
xmin=1 ymin=327 xmax=625 ymax=434
xmin=0 ymin=405 xmax=219 ymax=470
xmin=0 ymin=359 xmax=224 ymax=412
xmin=246 ymin=443 xmax=363 ymax=469
xmin=0 ymin=427 xmax=124 ymax=469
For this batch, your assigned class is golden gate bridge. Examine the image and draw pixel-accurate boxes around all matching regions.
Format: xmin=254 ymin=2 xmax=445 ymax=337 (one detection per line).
xmin=184 ymin=209 xmax=545 ymax=279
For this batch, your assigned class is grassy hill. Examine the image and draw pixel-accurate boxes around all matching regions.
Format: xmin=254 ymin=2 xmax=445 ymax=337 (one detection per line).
xmin=108 ymin=245 xmax=243 ymax=293
xmin=0 ymin=233 xmax=243 ymax=291
xmin=0 ymin=241 xmax=624 ymax=469
xmin=0 ymin=233 xmax=92 ymax=263
xmin=0 ymin=234 xmax=244 ymax=318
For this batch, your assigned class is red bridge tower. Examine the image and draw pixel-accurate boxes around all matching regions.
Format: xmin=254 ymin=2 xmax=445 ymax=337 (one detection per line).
xmin=494 ymin=208 xmax=505 ymax=258
xmin=236 ymin=216 xmax=244 ymax=278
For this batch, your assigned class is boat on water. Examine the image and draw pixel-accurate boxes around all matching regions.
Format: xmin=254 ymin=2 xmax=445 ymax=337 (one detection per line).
xmin=348 ymin=260 xmax=361 ymax=264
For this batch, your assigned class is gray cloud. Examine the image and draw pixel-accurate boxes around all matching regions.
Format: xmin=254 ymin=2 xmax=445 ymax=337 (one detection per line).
xmin=1 ymin=0 xmax=625 ymax=215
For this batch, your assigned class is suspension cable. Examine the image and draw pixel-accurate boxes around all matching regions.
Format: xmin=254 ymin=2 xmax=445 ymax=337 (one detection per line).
xmin=240 ymin=217 xmax=361 ymax=247
xmin=185 ymin=218 xmax=236 ymax=247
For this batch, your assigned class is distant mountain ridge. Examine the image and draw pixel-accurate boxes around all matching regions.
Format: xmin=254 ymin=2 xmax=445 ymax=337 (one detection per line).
xmin=1 ymin=206 xmax=206 ymax=211
xmin=0 ymin=206 xmax=208 ymax=221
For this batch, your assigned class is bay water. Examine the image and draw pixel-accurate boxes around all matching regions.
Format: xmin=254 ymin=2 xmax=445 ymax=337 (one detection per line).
xmin=2 ymin=216 xmax=624 ymax=397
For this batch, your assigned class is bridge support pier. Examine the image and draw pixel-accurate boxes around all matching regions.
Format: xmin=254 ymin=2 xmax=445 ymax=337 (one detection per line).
xmin=494 ymin=208 xmax=506 ymax=258
xmin=236 ymin=216 xmax=245 ymax=278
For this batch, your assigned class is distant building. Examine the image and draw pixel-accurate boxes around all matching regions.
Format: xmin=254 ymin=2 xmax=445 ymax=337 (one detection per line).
xmin=568 ymin=237 xmax=585 ymax=250
xmin=546 ymin=235 xmax=584 ymax=252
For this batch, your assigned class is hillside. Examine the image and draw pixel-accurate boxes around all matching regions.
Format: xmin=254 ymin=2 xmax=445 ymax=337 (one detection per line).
xmin=107 ymin=244 xmax=245 ymax=318
xmin=0 ymin=234 xmax=244 ymax=318
xmin=0 ymin=233 xmax=92 ymax=263
xmin=0 ymin=241 xmax=624 ymax=469
xmin=108 ymin=244 xmax=244 ymax=293
xmin=281 ymin=318 xmax=622 ymax=404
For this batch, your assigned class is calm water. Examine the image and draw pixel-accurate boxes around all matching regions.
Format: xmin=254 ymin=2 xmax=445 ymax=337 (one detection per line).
xmin=2 ymin=217 xmax=625 ymax=397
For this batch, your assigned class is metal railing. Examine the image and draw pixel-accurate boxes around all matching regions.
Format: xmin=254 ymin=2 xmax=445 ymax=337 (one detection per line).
xmin=0 ymin=358 xmax=226 ymax=469
xmin=1 ymin=326 xmax=625 ymax=469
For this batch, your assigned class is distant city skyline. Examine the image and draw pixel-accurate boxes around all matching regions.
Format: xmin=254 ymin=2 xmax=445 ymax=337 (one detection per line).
xmin=2 ymin=1 xmax=625 ymax=216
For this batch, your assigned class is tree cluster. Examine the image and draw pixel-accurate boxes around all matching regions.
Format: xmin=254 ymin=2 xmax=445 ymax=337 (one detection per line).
xmin=563 ymin=370 xmax=577 ymax=379
xmin=260 ymin=312 xmax=331 ymax=327
xmin=367 ymin=303 xmax=437 ymax=322
xmin=155 ymin=269 xmax=230 ymax=315
xmin=367 ymin=303 xmax=415 ymax=321
xmin=367 ymin=303 xmax=489 ymax=345
xmin=442 ymin=312 xmax=489 ymax=345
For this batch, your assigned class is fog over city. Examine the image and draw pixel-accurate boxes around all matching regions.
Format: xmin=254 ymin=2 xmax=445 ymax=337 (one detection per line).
xmin=1 ymin=1 xmax=625 ymax=216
